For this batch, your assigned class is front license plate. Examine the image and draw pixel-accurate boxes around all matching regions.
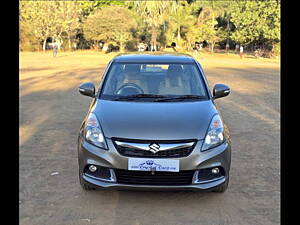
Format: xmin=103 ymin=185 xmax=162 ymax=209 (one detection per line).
xmin=128 ymin=158 xmax=179 ymax=172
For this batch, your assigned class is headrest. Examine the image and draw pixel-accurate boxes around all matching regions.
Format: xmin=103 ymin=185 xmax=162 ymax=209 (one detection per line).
xmin=167 ymin=65 xmax=183 ymax=77
xmin=166 ymin=65 xmax=183 ymax=87
xmin=124 ymin=64 xmax=140 ymax=74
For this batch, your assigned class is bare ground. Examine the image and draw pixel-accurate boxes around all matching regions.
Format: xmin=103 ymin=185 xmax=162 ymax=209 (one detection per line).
xmin=20 ymin=51 xmax=280 ymax=225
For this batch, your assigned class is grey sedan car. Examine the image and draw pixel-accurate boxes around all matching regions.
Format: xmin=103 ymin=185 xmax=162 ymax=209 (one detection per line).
xmin=77 ymin=53 xmax=231 ymax=192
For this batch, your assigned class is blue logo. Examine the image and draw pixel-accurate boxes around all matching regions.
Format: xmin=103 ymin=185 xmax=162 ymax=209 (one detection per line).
xmin=146 ymin=160 xmax=154 ymax=165
xmin=139 ymin=160 xmax=162 ymax=169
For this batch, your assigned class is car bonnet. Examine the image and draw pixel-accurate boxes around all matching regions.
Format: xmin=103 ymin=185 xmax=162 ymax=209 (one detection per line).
xmin=92 ymin=100 xmax=217 ymax=140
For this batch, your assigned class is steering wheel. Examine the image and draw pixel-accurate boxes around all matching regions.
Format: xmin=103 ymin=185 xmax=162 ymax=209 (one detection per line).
xmin=115 ymin=83 xmax=144 ymax=95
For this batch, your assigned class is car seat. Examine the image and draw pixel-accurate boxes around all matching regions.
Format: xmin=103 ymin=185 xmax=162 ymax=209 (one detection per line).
xmin=159 ymin=65 xmax=191 ymax=95
xmin=121 ymin=64 xmax=148 ymax=93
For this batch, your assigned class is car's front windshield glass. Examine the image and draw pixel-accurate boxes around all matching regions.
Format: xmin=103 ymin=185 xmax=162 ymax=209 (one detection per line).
xmin=100 ymin=62 xmax=208 ymax=102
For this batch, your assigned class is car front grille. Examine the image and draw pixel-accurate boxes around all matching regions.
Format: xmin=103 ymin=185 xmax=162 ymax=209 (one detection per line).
xmin=115 ymin=169 xmax=194 ymax=185
xmin=112 ymin=138 xmax=196 ymax=158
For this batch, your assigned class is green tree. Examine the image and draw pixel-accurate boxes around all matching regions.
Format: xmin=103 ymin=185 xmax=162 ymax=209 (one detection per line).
xmin=230 ymin=0 xmax=280 ymax=50
xmin=185 ymin=0 xmax=228 ymax=53
xmin=196 ymin=7 xmax=219 ymax=53
xmin=56 ymin=2 xmax=82 ymax=50
xmin=19 ymin=0 xmax=280 ymax=54
xmin=79 ymin=0 xmax=125 ymax=18
xmin=20 ymin=1 xmax=61 ymax=51
xmin=130 ymin=1 xmax=169 ymax=50
xmin=169 ymin=2 xmax=195 ymax=47
xmin=128 ymin=10 xmax=152 ymax=46
xmin=83 ymin=6 xmax=137 ymax=51
xmin=20 ymin=1 xmax=84 ymax=51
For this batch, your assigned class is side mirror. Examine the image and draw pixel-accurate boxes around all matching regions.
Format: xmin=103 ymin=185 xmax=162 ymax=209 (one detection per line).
xmin=213 ymin=84 xmax=230 ymax=100
xmin=78 ymin=82 xmax=95 ymax=97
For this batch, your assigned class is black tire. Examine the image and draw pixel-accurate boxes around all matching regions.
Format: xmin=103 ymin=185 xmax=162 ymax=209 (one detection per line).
xmin=213 ymin=175 xmax=229 ymax=193
xmin=79 ymin=171 xmax=95 ymax=191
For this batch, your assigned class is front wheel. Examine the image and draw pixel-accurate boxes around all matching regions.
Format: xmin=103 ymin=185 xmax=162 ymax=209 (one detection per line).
xmin=79 ymin=171 xmax=95 ymax=191
xmin=213 ymin=175 xmax=229 ymax=193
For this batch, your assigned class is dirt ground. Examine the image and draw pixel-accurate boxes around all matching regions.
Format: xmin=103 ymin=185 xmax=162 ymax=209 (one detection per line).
xmin=19 ymin=51 xmax=280 ymax=225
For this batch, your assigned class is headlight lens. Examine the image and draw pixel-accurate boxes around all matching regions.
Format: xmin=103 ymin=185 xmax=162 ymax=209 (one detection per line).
xmin=85 ymin=113 xmax=108 ymax=149
xmin=201 ymin=114 xmax=224 ymax=151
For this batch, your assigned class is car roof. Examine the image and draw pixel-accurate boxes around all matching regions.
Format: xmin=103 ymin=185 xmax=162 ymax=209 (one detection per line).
xmin=112 ymin=52 xmax=196 ymax=64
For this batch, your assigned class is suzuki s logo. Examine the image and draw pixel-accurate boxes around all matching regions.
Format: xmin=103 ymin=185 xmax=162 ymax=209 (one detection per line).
xmin=149 ymin=143 xmax=160 ymax=154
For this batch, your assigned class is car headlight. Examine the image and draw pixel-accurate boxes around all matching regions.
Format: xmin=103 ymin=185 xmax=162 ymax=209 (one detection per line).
xmin=201 ymin=114 xmax=225 ymax=151
xmin=84 ymin=113 xmax=108 ymax=149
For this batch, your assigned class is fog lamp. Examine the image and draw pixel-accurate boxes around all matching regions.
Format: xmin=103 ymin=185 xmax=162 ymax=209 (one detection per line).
xmin=89 ymin=165 xmax=97 ymax=172
xmin=211 ymin=167 xmax=220 ymax=174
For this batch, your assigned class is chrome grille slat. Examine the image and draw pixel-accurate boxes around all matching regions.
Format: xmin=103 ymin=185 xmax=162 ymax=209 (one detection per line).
xmin=112 ymin=138 xmax=196 ymax=158
xmin=114 ymin=141 xmax=194 ymax=151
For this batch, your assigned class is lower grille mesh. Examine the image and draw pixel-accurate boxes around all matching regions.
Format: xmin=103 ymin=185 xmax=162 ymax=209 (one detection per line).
xmin=115 ymin=169 xmax=194 ymax=185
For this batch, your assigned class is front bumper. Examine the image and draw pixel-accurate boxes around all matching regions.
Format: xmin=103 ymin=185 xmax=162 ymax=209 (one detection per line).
xmin=78 ymin=137 xmax=231 ymax=191
xmin=82 ymin=173 xmax=226 ymax=191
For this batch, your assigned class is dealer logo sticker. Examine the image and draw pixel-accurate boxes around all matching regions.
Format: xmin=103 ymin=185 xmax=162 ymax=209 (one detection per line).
xmin=128 ymin=158 xmax=179 ymax=172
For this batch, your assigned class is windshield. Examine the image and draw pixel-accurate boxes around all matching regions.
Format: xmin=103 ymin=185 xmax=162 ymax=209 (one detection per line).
xmin=100 ymin=63 xmax=208 ymax=102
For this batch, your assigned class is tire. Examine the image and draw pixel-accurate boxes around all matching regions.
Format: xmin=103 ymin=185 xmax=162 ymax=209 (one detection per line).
xmin=79 ymin=171 xmax=95 ymax=191
xmin=213 ymin=175 xmax=229 ymax=193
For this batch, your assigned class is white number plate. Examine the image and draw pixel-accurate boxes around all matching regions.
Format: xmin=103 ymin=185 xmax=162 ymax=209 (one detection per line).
xmin=128 ymin=158 xmax=179 ymax=172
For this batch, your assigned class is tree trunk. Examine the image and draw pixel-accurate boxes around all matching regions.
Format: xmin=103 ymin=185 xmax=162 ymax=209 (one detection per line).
xmin=43 ymin=38 xmax=47 ymax=51
xmin=120 ymin=42 xmax=124 ymax=52
xmin=177 ymin=26 xmax=181 ymax=41
xmin=211 ymin=42 xmax=214 ymax=53
xmin=68 ymin=34 xmax=72 ymax=51
xmin=187 ymin=40 xmax=191 ymax=51
xmin=151 ymin=25 xmax=157 ymax=51
xmin=226 ymin=14 xmax=230 ymax=52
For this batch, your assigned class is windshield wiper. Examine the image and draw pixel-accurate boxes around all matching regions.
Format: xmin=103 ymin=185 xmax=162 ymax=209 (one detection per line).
xmin=114 ymin=94 xmax=166 ymax=101
xmin=154 ymin=95 xmax=206 ymax=102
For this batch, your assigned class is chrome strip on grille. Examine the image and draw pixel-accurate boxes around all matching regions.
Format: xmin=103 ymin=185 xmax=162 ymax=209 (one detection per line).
xmin=114 ymin=141 xmax=194 ymax=151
